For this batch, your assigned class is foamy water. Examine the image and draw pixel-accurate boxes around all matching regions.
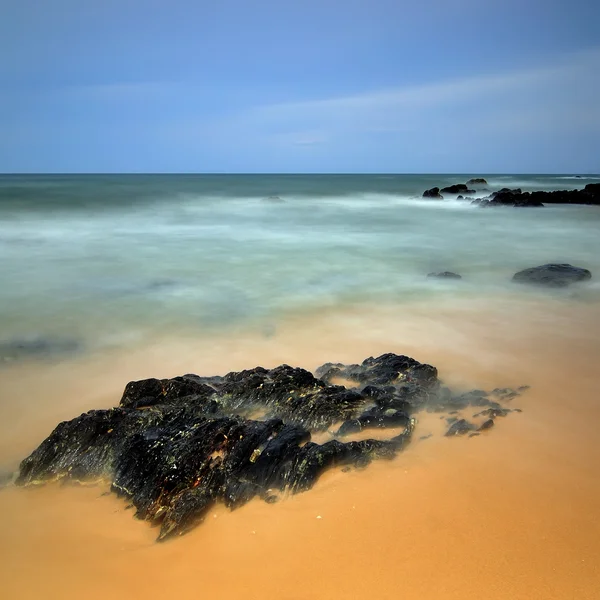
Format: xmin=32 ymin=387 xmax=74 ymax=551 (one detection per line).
xmin=1 ymin=174 xmax=599 ymax=346
xmin=1 ymin=174 xmax=599 ymax=598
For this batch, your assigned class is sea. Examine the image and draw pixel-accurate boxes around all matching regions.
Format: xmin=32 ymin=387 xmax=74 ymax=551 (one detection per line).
xmin=1 ymin=173 xmax=600 ymax=600
xmin=1 ymin=173 xmax=600 ymax=348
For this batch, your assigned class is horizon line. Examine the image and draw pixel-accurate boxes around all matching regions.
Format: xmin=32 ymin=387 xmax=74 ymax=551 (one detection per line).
xmin=1 ymin=172 xmax=598 ymax=177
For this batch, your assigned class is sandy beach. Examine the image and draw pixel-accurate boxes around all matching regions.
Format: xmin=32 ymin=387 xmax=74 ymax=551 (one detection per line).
xmin=1 ymin=295 xmax=599 ymax=599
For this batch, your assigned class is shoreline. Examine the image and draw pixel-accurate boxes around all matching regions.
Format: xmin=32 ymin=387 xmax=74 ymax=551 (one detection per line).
xmin=1 ymin=293 xmax=597 ymax=462
xmin=1 ymin=295 xmax=600 ymax=598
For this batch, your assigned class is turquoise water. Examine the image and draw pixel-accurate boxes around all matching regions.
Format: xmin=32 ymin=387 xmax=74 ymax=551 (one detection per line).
xmin=1 ymin=174 xmax=599 ymax=355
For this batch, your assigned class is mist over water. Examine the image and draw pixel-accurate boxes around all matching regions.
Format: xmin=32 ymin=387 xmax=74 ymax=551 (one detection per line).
xmin=1 ymin=174 xmax=600 ymax=599
xmin=1 ymin=174 xmax=599 ymax=350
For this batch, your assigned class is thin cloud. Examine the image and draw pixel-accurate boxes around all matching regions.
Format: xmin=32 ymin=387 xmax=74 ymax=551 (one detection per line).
xmin=160 ymin=46 xmax=600 ymax=157
xmin=239 ymin=46 xmax=600 ymax=135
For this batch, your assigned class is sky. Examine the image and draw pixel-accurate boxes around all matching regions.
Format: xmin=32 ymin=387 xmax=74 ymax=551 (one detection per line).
xmin=1 ymin=0 xmax=599 ymax=173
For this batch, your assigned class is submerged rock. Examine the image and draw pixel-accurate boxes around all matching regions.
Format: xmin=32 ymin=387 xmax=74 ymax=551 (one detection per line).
xmin=0 ymin=336 xmax=82 ymax=364
xmin=427 ymin=271 xmax=462 ymax=280
xmin=445 ymin=419 xmax=476 ymax=436
xmin=466 ymin=178 xmax=488 ymax=185
xmin=473 ymin=407 xmax=511 ymax=418
xmin=478 ymin=419 xmax=495 ymax=431
xmin=512 ymin=264 xmax=592 ymax=288
xmin=16 ymin=352 xmax=525 ymax=540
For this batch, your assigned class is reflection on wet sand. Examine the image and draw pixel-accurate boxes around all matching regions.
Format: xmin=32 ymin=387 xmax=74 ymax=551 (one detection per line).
xmin=1 ymin=295 xmax=599 ymax=599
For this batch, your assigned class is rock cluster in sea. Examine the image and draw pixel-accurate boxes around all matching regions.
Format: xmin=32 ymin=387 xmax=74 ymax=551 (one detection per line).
xmin=470 ymin=184 xmax=600 ymax=207
xmin=422 ymin=180 xmax=600 ymax=207
xmin=15 ymin=353 xmax=526 ymax=540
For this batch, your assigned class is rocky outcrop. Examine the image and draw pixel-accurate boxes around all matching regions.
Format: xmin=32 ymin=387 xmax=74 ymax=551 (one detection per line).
xmin=473 ymin=184 xmax=600 ymax=208
xmin=427 ymin=272 xmax=462 ymax=280
xmin=423 ymin=187 xmax=443 ymax=199
xmin=15 ymin=353 xmax=526 ymax=541
xmin=440 ymin=184 xmax=476 ymax=195
xmin=476 ymin=188 xmax=544 ymax=207
xmin=585 ymin=183 xmax=600 ymax=195
xmin=466 ymin=178 xmax=488 ymax=185
xmin=423 ymin=182 xmax=600 ymax=208
xmin=512 ymin=264 xmax=592 ymax=287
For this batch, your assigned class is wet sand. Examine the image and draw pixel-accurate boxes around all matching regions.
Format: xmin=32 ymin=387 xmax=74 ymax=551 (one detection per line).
xmin=1 ymin=295 xmax=600 ymax=599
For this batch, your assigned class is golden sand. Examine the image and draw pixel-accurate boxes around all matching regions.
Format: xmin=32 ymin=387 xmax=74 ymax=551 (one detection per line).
xmin=1 ymin=296 xmax=599 ymax=599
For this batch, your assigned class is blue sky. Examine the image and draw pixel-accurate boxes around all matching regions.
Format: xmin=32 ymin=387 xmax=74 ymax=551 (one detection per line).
xmin=1 ymin=0 xmax=599 ymax=173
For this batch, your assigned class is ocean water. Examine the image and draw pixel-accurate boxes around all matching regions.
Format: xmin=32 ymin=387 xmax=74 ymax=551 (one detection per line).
xmin=2 ymin=174 xmax=600 ymax=599
xmin=1 ymin=173 xmax=599 ymax=355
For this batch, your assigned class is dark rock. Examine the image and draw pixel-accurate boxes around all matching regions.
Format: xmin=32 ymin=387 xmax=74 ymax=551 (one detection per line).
xmin=445 ymin=419 xmax=476 ymax=436
xmin=491 ymin=387 xmax=523 ymax=401
xmin=316 ymin=353 xmax=438 ymax=388
xmin=492 ymin=388 xmax=513 ymax=396
xmin=423 ymin=187 xmax=443 ymax=199
xmin=585 ymin=183 xmax=600 ymax=195
xmin=457 ymin=195 xmax=464 ymax=200
xmin=474 ymin=408 xmax=511 ymax=418
xmin=479 ymin=185 xmax=600 ymax=208
xmin=487 ymin=190 xmax=543 ymax=208
xmin=15 ymin=352 xmax=525 ymax=541
xmin=427 ymin=271 xmax=462 ymax=280
xmin=512 ymin=264 xmax=592 ymax=288
xmin=437 ymin=390 xmax=498 ymax=412
xmin=466 ymin=178 xmax=488 ymax=185
xmin=478 ymin=419 xmax=495 ymax=431
xmin=16 ymin=409 xmax=412 ymax=541
xmin=440 ymin=184 xmax=476 ymax=195
xmin=120 ymin=376 xmax=218 ymax=410
xmin=219 ymin=365 xmax=368 ymax=430
xmin=537 ymin=186 xmax=600 ymax=205
xmin=492 ymin=187 xmax=522 ymax=196
xmin=336 ymin=406 xmax=411 ymax=436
